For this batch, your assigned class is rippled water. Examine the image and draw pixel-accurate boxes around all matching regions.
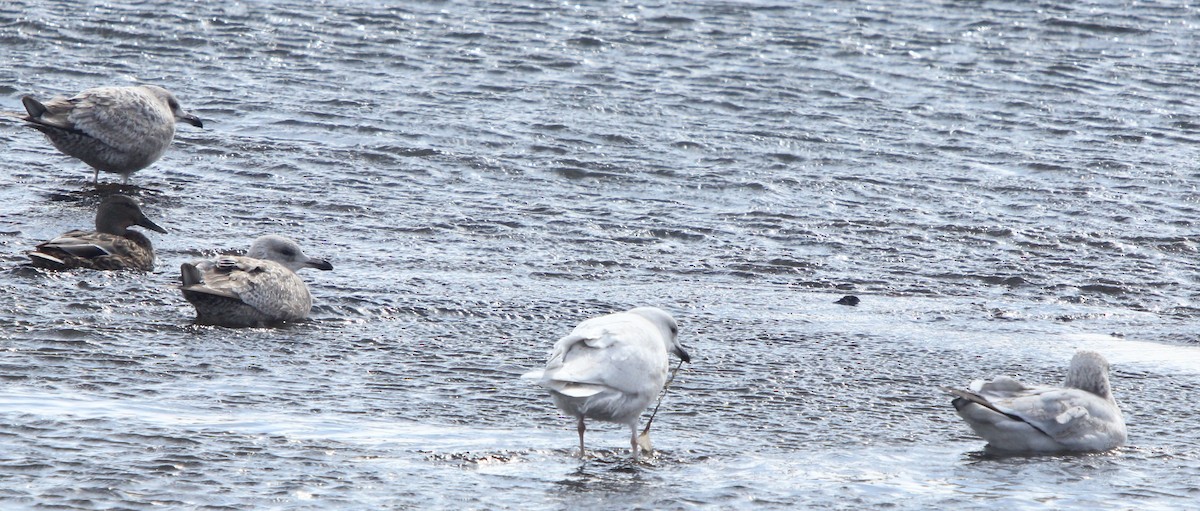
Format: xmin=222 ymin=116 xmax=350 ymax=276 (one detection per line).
xmin=2 ymin=0 xmax=1199 ymax=508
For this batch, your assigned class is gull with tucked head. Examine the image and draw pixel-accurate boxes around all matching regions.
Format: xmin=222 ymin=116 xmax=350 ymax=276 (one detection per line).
xmin=524 ymin=306 xmax=691 ymax=460
xmin=18 ymin=85 xmax=203 ymax=184
xmin=942 ymin=350 xmax=1126 ymax=454
xmin=179 ymin=235 xmax=333 ymax=328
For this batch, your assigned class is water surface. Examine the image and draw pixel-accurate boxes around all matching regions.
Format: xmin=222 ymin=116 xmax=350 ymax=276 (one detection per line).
xmin=1 ymin=1 xmax=1199 ymax=509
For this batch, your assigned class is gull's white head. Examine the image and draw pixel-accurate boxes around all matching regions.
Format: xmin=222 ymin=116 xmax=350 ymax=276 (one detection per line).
xmin=1064 ymin=350 xmax=1113 ymax=400
xmin=247 ymin=235 xmax=334 ymax=273
xmin=140 ymin=85 xmax=203 ymax=128
xmin=629 ymin=306 xmax=690 ymax=363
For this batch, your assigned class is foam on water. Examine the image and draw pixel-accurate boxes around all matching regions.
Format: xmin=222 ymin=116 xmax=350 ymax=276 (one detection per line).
xmin=0 ymin=387 xmax=555 ymax=460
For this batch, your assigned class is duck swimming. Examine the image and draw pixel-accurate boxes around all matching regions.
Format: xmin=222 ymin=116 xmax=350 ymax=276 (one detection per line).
xmin=28 ymin=194 xmax=167 ymax=271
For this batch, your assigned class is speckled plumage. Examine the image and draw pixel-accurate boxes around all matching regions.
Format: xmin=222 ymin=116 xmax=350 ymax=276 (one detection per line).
xmin=20 ymin=85 xmax=203 ymax=182
xmin=180 ymin=235 xmax=333 ymax=328
xmin=28 ymin=194 xmax=167 ymax=271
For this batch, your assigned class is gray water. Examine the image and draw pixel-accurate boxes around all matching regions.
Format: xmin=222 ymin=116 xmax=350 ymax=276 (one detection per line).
xmin=1 ymin=0 xmax=1199 ymax=509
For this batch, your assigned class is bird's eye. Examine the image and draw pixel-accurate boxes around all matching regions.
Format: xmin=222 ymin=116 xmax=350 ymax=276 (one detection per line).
xmin=280 ymin=248 xmax=297 ymax=258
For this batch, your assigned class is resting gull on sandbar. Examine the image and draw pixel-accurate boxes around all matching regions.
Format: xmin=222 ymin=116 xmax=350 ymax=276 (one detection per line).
xmin=179 ymin=235 xmax=333 ymax=328
xmin=19 ymin=85 xmax=203 ymax=183
xmin=524 ymin=306 xmax=691 ymax=460
xmin=942 ymin=350 xmax=1126 ymax=454
xmin=28 ymin=194 xmax=167 ymax=271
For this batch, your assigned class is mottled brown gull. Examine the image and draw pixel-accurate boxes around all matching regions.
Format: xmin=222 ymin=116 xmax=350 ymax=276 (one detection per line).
xmin=523 ymin=307 xmax=691 ymax=460
xmin=942 ymin=350 xmax=1126 ymax=454
xmin=19 ymin=85 xmax=203 ymax=183
xmin=179 ymin=235 xmax=333 ymax=328
xmin=28 ymin=194 xmax=167 ymax=271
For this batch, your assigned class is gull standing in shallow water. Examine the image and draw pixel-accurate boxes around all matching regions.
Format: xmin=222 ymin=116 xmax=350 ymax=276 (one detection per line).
xmin=524 ymin=307 xmax=691 ymax=460
xmin=19 ymin=85 xmax=203 ymax=183
xmin=179 ymin=235 xmax=333 ymax=328
xmin=28 ymin=194 xmax=167 ymax=271
xmin=942 ymin=350 xmax=1126 ymax=454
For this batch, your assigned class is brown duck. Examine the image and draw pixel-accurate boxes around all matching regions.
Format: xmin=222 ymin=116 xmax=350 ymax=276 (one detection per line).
xmin=28 ymin=194 xmax=167 ymax=271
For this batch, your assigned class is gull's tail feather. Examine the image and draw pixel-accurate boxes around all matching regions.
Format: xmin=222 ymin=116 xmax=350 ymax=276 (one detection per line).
xmin=547 ymin=381 xmax=606 ymax=398
xmin=180 ymin=262 xmax=204 ymax=287
xmin=941 ymin=386 xmax=1007 ymax=415
xmin=940 ymin=386 xmax=1056 ymax=439
xmin=21 ymin=96 xmax=47 ymax=117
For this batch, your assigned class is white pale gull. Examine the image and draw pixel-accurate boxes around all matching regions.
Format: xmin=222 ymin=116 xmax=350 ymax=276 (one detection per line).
xmin=179 ymin=235 xmax=333 ymax=328
xmin=19 ymin=85 xmax=203 ymax=183
xmin=524 ymin=306 xmax=691 ymax=459
xmin=942 ymin=350 xmax=1126 ymax=454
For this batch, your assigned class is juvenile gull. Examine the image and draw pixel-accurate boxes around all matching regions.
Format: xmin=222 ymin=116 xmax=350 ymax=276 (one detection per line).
xmin=942 ymin=350 xmax=1126 ymax=454
xmin=523 ymin=307 xmax=691 ymax=459
xmin=19 ymin=85 xmax=203 ymax=183
xmin=28 ymin=194 xmax=167 ymax=271
xmin=179 ymin=235 xmax=333 ymax=328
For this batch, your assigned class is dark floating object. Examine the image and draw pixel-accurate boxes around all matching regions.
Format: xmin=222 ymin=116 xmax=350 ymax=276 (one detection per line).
xmin=834 ymin=295 xmax=860 ymax=306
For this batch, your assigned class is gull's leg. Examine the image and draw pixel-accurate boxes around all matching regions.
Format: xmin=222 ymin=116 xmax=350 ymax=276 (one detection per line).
xmin=636 ymin=426 xmax=653 ymax=457
xmin=630 ymin=424 xmax=640 ymax=460
xmin=577 ymin=416 xmax=586 ymax=459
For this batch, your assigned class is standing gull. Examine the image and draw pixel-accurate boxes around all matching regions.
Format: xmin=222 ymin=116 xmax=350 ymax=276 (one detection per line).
xmin=27 ymin=194 xmax=167 ymax=271
xmin=942 ymin=350 xmax=1126 ymax=454
xmin=524 ymin=307 xmax=691 ymax=459
xmin=19 ymin=85 xmax=203 ymax=183
xmin=179 ymin=235 xmax=333 ymax=328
